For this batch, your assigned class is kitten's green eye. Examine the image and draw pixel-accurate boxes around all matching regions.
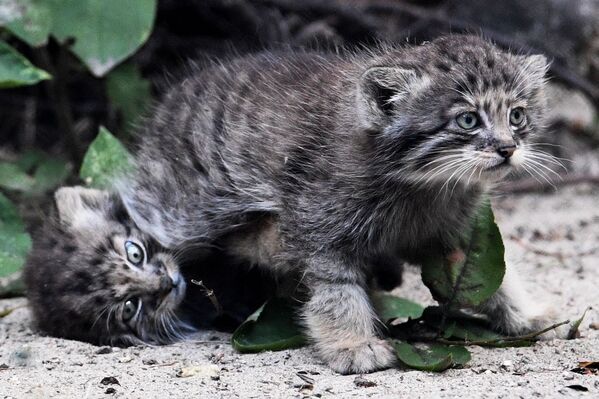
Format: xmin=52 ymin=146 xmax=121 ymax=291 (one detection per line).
xmin=122 ymin=298 xmax=140 ymax=322
xmin=509 ymin=107 xmax=526 ymax=127
xmin=125 ymin=241 xmax=144 ymax=265
xmin=456 ymin=112 xmax=479 ymax=130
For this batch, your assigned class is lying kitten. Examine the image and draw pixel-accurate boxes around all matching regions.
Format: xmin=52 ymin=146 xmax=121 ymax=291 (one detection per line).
xmin=26 ymin=35 xmax=560 ymax=373
xmin=24 ymin=187 xmax=277 ymax=345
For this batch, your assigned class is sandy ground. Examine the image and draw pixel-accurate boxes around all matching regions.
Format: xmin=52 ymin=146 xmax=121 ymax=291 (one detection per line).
xmin=1 ymin=185 xmax=598 ymax=399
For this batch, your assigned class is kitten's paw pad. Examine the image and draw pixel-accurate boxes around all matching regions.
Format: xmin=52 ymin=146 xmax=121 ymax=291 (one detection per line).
xmin=319 ymin=338 xmax=396 ymax=375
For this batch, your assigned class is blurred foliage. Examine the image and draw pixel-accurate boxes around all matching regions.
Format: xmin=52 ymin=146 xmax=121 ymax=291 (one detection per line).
xmin=0 ymin=192 xmax=31 ymax=296
xmin=2 ymin=0 xmax=156 ymax=76
xmin=106 ymin=63 xmax=151 ymax=132
xmin=0 ymin=0 xmax=155 ymax=294
xmin=46 ymin=0 xmax=156 ymax=77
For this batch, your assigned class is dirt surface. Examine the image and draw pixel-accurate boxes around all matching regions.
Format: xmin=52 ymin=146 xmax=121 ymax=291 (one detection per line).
xmin=1 ymin=186 xmax=598 ymax=398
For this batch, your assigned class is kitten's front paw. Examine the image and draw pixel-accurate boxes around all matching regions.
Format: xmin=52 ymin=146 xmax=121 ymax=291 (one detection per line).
xmin=317 ymin=338 xmax=396 ymax=374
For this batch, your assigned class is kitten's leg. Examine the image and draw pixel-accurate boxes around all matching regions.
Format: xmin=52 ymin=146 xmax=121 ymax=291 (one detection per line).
xmin=477 ymin=262 xmax=565 ymax=338
xmin=303 ymin=255 xmax=396 ymax=374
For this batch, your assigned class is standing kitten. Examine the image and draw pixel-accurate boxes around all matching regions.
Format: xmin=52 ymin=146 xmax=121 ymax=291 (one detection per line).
xmin=111 ymin=35 xmax=558 ymax=373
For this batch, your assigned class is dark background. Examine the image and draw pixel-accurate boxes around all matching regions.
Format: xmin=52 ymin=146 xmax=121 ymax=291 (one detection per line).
xmin=2 ymin=0 xmax=598 ymax=218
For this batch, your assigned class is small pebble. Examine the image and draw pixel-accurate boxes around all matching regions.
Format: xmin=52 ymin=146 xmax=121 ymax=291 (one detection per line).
xmin=95 ymin=347 xmax=112 ymax=355
xmin=354 ymin=375 xmax=377 ymax=388
xmin=100 ymin=376 xmax=120 ymax=386
xmin=500 ymin=360 xmax=513 ymax=371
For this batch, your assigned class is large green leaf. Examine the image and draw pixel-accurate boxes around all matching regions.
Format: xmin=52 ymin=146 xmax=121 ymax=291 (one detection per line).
xmin=394 ymin=341 xmax=471 ymax=372
xmin=0 ymin=193 xmax=31 ymax=296
xmin=232 ymin=298 xmax=307 ymax=353
xmin=0 ymin=41 xmax=50 ymax=88
xmin=421 ymin=199 xmax=505 ymax=307
xmin=50 ymin=0 xmax=157 ymax=76
xmin=372 ymin=292 xmax=425 ymax=323
xmin=80 ymin=126 xmax=132 ymax=188
xmin=2 ymin=0 xmax=53 ymax=46
xmin=106 ymin=62 xmax=151 ymax=131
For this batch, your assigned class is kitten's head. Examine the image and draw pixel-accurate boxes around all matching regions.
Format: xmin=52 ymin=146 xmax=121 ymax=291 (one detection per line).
xmin=358 ymin=35 xmax=552 ymax=187
xmin=24 ymin=186 xmax=190 ymax=346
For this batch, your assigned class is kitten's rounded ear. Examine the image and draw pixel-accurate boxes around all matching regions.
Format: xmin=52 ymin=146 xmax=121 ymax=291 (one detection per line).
xmin=520 ymin=54 xmax=549 ymax=82
xmin=54 ymin=186 xmax=110 ymax=227
xmin=357 ymin=67 xmax=426 ymax=130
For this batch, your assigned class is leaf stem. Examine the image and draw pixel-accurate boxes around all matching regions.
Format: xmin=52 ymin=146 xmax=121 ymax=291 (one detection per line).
xmin=434 ymin=320 xmax=570 ymax=347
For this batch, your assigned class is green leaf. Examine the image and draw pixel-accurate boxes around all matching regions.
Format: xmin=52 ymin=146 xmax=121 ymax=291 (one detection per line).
xmin=106 ymin=63 xmax=151 ymax=131
xmin=31 ymin=157 xmax=71 ymax=193
xmin=80 ymin=126 xmax=132 ymax=188
xmin=49 ymin=0 xmax=157 ymax=76
xmin=0 ymin=41 xmax=50 ymax=88
xmin=421 ymin=199 xmax=506 ymax=308
xmin=2 ymin=0 xmax=53 ymax=46
xmin=0 ymin=162 xmax=36 ymax=191
xmin=232 ymin=298 xmax=307 ymax=353
xmin=393 ymin=341 xmax=470 ymax=372
xmin=372 ymin=292 xmax=425 ymax=323
xmin=0 ymin=193 xmax=31 ymax=296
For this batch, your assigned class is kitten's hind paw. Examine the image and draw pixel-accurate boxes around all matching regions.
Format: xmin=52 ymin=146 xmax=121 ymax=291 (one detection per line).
xmin=527 ymin=311 xmax=571 ymax=341
xmin=318 ymin=338 xmax=396 ymax=375
xmin=494 ymin=306 xmax=570 ymax=341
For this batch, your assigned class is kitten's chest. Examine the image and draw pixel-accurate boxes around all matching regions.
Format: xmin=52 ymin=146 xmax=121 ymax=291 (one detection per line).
xmin=369 ymin=189 xmax=479 ymax=257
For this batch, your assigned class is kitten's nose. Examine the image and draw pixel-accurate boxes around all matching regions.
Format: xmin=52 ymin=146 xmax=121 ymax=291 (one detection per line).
xmin=497 ymin=145 xmax=516 ymax=159
xmin=159 ymin=275 xmax=174 ymax=293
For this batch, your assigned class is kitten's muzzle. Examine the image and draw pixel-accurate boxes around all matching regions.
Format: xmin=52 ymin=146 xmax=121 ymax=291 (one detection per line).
xmin=159 ymin=275 xmax=176 ymax=293
xmin=497 ymin=144 xmax=516 ymax=159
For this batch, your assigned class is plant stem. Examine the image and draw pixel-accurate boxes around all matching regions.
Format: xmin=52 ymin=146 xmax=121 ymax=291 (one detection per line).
xmin=434 ymin=320 xmax=570 ymax=347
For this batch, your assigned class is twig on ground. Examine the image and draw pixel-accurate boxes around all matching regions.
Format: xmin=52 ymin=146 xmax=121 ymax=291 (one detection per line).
xmin=434 ymin=320 xmax=570 ymax=347
xmin=509 ymin=236 xmax=599 ymax=260
xmin=498 ymin=174 xmax=599 ymax=193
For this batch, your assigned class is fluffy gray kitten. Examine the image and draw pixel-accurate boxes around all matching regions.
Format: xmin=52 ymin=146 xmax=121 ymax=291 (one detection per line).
xmin=24 ymin=187 xmax=280 ymax=345
xmin=118 ymin=35 xmax=558 ymax=373
xmin=24 ymin=188 xmax=194 ymax=345
xmin=28 ymin=35 xmax=560 ymax=374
